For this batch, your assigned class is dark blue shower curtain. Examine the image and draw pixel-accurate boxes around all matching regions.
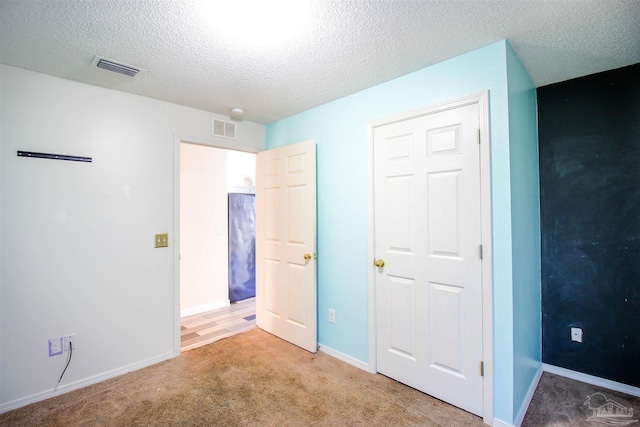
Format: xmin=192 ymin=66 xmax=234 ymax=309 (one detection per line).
xmin=228 ymin=193 xmax=256 ymax=302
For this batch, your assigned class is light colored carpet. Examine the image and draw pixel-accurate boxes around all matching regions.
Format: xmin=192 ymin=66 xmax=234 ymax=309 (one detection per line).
xmin=0 ymin=328 xmax=485 ymax=426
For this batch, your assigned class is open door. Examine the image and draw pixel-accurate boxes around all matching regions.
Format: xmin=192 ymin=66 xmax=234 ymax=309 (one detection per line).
xmin=255 ymin=140 xmax=317 ymax=352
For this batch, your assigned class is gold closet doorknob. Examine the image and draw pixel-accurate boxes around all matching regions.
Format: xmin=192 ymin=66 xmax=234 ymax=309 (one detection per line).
xmin=304 ymin=253 xmax=312 ymax=260
xmin=374 ymin=259 xmax=385 ymax=268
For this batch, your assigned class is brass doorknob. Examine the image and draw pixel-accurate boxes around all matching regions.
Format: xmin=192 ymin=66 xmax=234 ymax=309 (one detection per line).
xmin=304 ymin=253 xmax=312 ymax=260
xmin=374 ymin=259 xmax=385 ymax=268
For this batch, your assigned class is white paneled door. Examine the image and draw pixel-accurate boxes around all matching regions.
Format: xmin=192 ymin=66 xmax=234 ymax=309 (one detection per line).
xmin=256 ymin=141 xmax=317 ymax=353
xmin=374 ymin=102 xmax=484 ymax=415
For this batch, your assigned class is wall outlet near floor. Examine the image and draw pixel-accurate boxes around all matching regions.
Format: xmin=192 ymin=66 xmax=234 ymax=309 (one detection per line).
xmin=570 ymin=327 xmax=583 ymax=343
xmin=328 ymin=308 xmax=336 ymax=324
xmin=64 ymin=334 xmax=76 ymax=351
xmin=48 ymin=337 xmax=64 ymax=357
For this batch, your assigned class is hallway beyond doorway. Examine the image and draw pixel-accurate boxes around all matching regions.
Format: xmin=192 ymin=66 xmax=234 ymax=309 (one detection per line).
xmin=180 ymin=297 xmax=256 ymax=352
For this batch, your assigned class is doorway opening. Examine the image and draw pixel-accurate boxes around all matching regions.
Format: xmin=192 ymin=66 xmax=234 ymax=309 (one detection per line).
xmin=178 ymin=142 xmax=257 ymax=352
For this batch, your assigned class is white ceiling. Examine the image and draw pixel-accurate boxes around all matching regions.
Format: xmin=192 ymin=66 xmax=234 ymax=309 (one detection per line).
xmin=1 ymin=0 xmax=639 ymax=124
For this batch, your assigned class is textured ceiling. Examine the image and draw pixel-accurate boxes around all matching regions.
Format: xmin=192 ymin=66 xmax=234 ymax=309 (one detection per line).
xmin=1 ymin=0 xmax=639 ymax=124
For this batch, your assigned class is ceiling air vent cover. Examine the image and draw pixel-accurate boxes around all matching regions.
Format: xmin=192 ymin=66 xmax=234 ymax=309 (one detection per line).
xmin=93 ymin=56 xmax=142 ymax=77
xmin=212 ymin=119 xmax=237 ymax=139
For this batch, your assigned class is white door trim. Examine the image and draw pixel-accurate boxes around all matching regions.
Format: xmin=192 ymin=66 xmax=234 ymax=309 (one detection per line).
xmin=366 ymin=91 xmax=493 ymax=425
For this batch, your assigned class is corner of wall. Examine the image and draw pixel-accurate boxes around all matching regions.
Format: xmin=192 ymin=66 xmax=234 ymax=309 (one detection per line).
xmin=505 ymin=41 xmax=543 ymax=422
xmin=488 ymin=42 xmax=516 ymax=426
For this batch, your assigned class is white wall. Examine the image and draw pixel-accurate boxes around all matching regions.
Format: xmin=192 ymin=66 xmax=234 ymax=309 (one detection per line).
xmin=180 ymin=143 xmax=229 ymax=315
xmin=0 ymin=65 xmax=265 ymax=410
xmin=227 ymin=150 xmax=256 ymax=194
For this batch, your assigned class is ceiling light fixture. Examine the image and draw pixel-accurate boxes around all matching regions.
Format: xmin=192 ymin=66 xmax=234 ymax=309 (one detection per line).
xmin=198 ymin=0 xmax=311 ymax=47
xmin=230 ymin=107 xmax=244 ymax=116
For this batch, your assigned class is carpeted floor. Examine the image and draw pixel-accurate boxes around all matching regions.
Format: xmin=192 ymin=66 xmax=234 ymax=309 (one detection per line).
xmin=0 ymin=328 xmax=485 ymax=426
xmin=3 ymin=328 xmax=638 ymax=426
xmin=522 ymin=372 xmax=640 ymax=426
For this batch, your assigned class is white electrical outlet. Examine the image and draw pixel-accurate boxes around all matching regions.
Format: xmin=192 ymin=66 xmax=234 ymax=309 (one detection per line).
xmin=48 ymin=337 xmax=64 ymax=357
xmin=64 ymin=334 xmax=76 ymax=351
xmin=328 ymin=308 xmax=336 ymax=324
xmin=570 ymin=327 xmax=583 ymax=343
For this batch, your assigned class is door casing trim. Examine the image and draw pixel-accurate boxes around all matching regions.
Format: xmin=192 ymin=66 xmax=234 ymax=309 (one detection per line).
xmin=366 ymin=91 xmax=493 ymax=425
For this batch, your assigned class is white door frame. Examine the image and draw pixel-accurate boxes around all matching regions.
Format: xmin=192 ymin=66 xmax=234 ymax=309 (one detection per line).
xmin=366 ymin=92 xmax=493 ymax=424
xmin=172 ymin=133 xmax=259 ymax=357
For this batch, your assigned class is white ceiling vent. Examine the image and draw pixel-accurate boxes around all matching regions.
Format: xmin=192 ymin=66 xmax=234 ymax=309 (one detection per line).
xmin=92 ymin=56 xmax=143 ymax=77
xmin=212 ymin=119 xmax=237 ymax=139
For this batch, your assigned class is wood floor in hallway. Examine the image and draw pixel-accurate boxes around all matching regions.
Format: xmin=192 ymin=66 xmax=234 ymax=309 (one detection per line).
xmin=180 ymin=297 xmax=256 ymax=351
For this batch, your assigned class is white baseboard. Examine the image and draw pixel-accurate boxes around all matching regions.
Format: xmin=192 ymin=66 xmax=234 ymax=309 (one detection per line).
xmin=514 ymin=365 xmax=543 ymax=427
xmin=543 ymin=364 xmax=640 ymax=397
xmin=0 ymin=351 xmax=175 ymax=414
xmin=318 ymin=344 xmax=369 ymax=372
xmin=493 ymin=419 xmax=514 ymax=427
xmin=492 ymin=365 xmax=543 ymax=427
xmin=180 ymin=300 xmax=229 ymax=318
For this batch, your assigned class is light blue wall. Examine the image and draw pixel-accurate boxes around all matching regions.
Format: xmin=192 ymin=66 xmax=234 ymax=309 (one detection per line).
xmin=506 ymin=44 xmax=543 ymax=418
xmin=267 ymin=40 xmax=537 ymax=425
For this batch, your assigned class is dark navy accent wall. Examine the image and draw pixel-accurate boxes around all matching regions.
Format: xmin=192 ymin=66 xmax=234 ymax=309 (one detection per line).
xmin=538 ymin=63 xmax=640 ymax=387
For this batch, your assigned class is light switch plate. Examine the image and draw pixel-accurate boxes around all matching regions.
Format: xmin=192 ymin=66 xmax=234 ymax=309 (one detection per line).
xmin=155 ymin=233 xmax=168 ymax=248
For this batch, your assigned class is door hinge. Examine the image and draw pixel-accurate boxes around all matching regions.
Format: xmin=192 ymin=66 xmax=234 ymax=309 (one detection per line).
xmin=477 ymin=128 xmax=481 ymax=144
xmin=479 ymin=244 xmax=483 ymax=259
xmin=480 ymin=361 xmax=484 ymax=377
